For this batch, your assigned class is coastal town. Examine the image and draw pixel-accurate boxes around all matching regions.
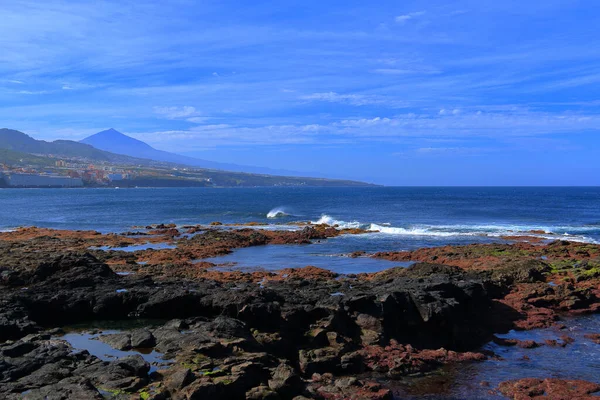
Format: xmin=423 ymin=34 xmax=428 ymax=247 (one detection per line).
xmin=0 ymin=151 xmax=366 ymax=188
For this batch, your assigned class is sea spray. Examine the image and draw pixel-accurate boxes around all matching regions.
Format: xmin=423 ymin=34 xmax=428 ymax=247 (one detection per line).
xmin=267 ymin=207 xmax=291 ymax=219
xmin=311 ymin=215 xmax=362 ymax=229
xmin=366 ymin=223 xmax=599 ymax=243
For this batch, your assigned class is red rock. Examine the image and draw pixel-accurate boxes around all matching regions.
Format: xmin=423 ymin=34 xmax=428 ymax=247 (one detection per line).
xmin=499 ymin=378 xmax=600 ymax=399
xmin=584 ymin=333 xmax=600 ymax=344
xmin=559 ymin=335 xmax=575 ymax=345
xmin=544 ymin=339 xmax=567 ymax=348
xmin=492 ymin=337 xmax=541 ymax=349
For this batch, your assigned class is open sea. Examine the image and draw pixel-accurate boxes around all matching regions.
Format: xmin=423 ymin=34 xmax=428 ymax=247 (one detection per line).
xmin=1 ymin=186 xmax=598 ymax=273
xmin=1 ymin=187 xmax=598 ymax=240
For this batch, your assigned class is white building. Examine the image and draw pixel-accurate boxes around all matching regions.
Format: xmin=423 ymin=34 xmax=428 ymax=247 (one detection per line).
xmin=6 ymin=173 xmax=83 ymax=188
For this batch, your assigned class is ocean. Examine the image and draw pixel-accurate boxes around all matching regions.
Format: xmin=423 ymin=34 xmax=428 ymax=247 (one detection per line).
xmin=1 ymin=186 xmax=598 ymax=273
xmin=1 ymin=186 xmax=598 ymax=240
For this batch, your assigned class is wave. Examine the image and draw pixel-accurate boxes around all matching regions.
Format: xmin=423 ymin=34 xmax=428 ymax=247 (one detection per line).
xmin=267 ymin=207 xmax=292 ymax=219
xmin=307 ymin=213 xmax=599 ymax=243
xmin=311 ymin=215 xmax=362 ymax=229
xmin=367 ymin=223 xmax=599 ymax=244
xmin=368 ymin=224 xmax=465 ymax=237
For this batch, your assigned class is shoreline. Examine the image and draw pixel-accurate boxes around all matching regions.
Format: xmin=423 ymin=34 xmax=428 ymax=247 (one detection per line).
xmin=1 ymin=225 xmax=599 ymax=399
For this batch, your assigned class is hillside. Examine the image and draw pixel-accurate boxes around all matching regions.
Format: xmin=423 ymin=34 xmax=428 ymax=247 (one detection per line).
xmin=0 ymin=129 xmax=376 ymax=187
xmin=0 ymin=129 xmax=166 ymax=166
xmin=0 ymin=148 xmax=55 ymax=167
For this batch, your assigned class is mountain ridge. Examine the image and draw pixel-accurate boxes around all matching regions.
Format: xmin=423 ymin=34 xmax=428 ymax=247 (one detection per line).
xmin=81 ymin=129 xmax=315 ymax=176
xmin=0 ymin=128 xmax=165 ymax=165
xmin=0 ymin=128 xmax=377 ymax=187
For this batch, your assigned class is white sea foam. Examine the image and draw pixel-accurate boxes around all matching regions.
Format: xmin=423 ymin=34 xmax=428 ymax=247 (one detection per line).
xmin=311 ymin=215 xmax=362 ymax=229
xmin=367 ymin=224 xmax=467 ymax=237
xmin=367 ymin=223 xmax=599 ymax=243
xmin=267 ymin=207 xmax=291 ymax=219
xmin=306 ymin=214 xmax=600 ymax=243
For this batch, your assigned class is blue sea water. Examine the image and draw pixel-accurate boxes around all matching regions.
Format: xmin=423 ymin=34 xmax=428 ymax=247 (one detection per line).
xmin=1 ymin=186 xmax=598 ymax=272
xmin=1 ymin=186 xmax=598 ymax=239
xmin=391 ymin=314 xmax=600 ymax=399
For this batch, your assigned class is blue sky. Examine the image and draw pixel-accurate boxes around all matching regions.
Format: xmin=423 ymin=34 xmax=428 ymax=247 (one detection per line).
xmin=1 ymin=0 xmax=599 ymax=185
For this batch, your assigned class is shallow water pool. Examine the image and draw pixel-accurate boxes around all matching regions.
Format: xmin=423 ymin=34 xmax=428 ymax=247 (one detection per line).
xmin=390 ymin=314 xmax=600 ymax=399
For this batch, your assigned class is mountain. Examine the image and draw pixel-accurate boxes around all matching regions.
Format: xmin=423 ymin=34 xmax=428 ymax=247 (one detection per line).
xmin=0 ymin=128 xmax=376 ymax=187
xmin=81 ymin=129 xmax=312 ymax=176
xmin=0 ymin=128 xmax=165 ymax=166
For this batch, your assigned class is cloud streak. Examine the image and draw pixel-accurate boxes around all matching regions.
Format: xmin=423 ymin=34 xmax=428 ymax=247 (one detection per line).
xmin=395 ymin=11 xmax=426 ymax=24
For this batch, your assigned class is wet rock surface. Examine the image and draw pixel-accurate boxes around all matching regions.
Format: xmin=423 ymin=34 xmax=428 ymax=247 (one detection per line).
xmin=498 ymin=378 xmax=600 ymax=399
xmin=0 ymin=226 xmax=599 ymax=398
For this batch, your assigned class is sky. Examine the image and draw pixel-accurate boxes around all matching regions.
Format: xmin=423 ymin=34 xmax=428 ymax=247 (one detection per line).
xmin=0 ymin=0 xmax=599 ymax=185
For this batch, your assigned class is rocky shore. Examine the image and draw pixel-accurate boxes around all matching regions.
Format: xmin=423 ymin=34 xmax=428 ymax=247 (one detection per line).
xmin=1 ymin=225 xmax=599 ymax=399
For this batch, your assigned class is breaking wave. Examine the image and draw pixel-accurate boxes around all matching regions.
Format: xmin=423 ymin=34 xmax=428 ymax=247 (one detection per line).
xmin=311 ymin=215 xmax=362 ymax=229
xmin=267 ymin=207 xmax=293 ymax=219
xmin=306 ymin=214 xmax=599 ymax=244
xmin=368 ymin=224 xmax=462 ymax=237
xmin=366 ymin=223 xmax=599 ymax=243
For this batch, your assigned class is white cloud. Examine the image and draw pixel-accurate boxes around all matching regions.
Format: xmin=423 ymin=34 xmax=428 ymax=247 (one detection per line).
xmin=372 ymin=67 xmax=440 ymax=75
xmin=372 ymin=69 xmax=412 ymax=75
xmin=135 ymin=108 xmax=600 ymax=150
xmin=300 ymin=92 xmax=406 ymax=108
xmin=17 ymin=90 xmax=50 ymax=95
xmin=8 ymin=79 xmax=24 ymax=84
xmin=439 ymin=108 xmax=461 ymax=115
xmin=153 ymin=106 xmax=201 ymax=119
xmin=395 ymin=11 xmax=425 ymax=24
xmin=415 ymin=147 xmax=486 ymax=155
xmin=186 ymin=117 xmax=211 ymax=123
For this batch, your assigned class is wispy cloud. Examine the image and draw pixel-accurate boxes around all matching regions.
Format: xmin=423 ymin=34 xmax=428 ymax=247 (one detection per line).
xmin=153 ymin=106 xmax=201 ymax=119
xmin=415 ymin=147 xmax=487 ymax=155
xmin=395 ymin=11 xmax=425 ymax=24
xmin=17 ymin=90 xmax=50 ymax=95
xmin=134 ymin=109 xmax=600 ymax=150
xmin=372 ymin=68 xmax=440 ymax=75
xmin=299 ymin=92 xmax=406 ymax=108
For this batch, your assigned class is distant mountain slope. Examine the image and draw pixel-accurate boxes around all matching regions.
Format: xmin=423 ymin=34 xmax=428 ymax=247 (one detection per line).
xmin=0 ymin=129 xmax=161 ymax=166
xmin=0 ymin=129 xmax=374 ymax=187
xmin=81 ymin=128 xmax=198 ymax=165
xmin=81 ymin=129 xmax=312 ymax=176
xmin=0 ymin=128 xmax=376 ymax=187
xmin=0 ymin=148 xmax=55 ymax=167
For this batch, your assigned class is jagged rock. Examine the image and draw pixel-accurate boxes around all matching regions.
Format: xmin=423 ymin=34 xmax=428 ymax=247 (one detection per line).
xmin=18 ymin=377 xmax=103 ymax=400
xmin=3 ymin=236 xmax=592 ymax=400
xmin=164 ymin=368 xmax=195 ymax=391
xmin=299 ymin=347 xmax=343 ymax=375
xmin=246 ymin=385 xmax=281 ymax=400
xmin=499 ymin=378 xmax=600 ymax=399
xmin=99 ymin=332 xmax=131 ymax=350
xmin=268 ymin=362 xmax=304 ymax=398
xmin=131 ymin=329 xmax=155 ymax=348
